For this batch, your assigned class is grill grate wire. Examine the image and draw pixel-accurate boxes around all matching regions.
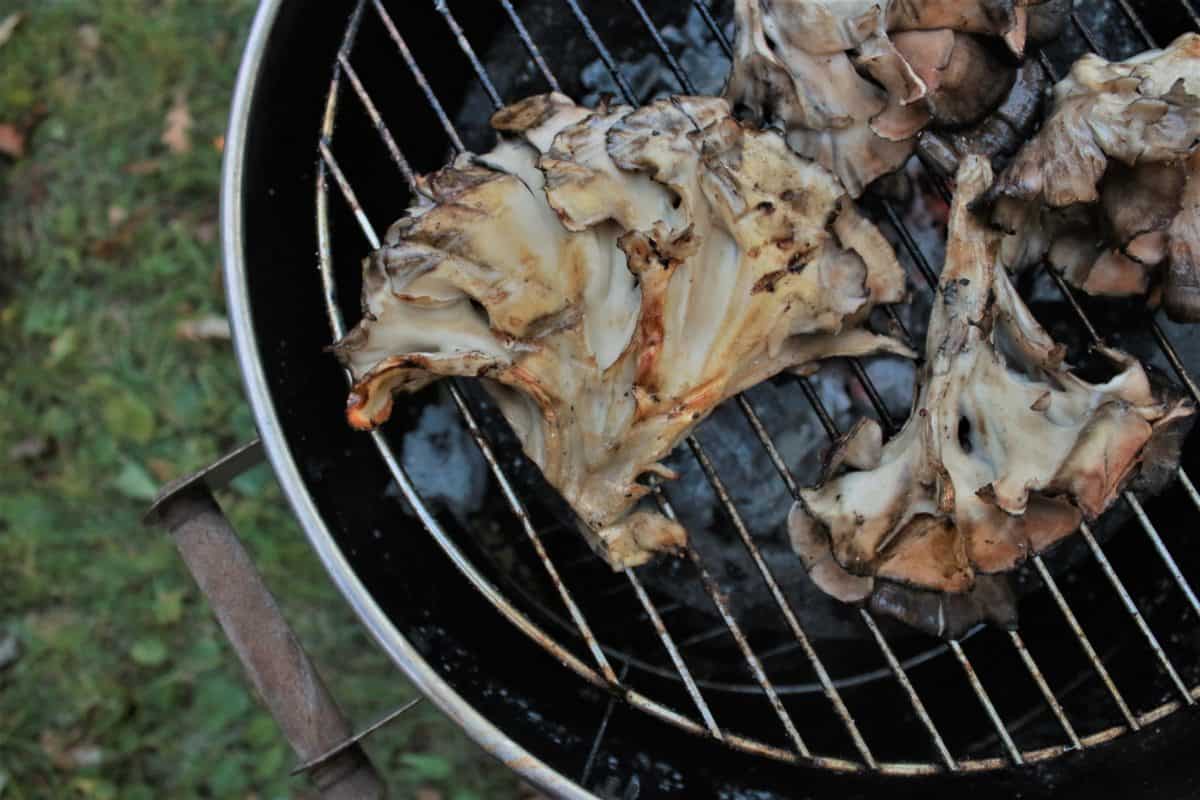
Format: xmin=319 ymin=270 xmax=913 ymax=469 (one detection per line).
xmin=311 ymin=0 xmax=1200 ymax=779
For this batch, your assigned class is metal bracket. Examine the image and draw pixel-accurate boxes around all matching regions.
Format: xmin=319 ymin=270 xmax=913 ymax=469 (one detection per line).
xmin=145 ymin=440 xmax=387 ymax=799
xmin=144 ymin=438 xmax=266 ymax=526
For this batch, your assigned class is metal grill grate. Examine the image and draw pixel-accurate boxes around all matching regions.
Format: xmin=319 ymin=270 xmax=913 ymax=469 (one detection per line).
xmin=313 ymin=0 xmax=1200 ymax=778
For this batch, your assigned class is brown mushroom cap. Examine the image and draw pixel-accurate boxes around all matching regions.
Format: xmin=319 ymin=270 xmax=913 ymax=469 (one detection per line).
xmin=981 ymin=34 xmax=1200 ymax=322
xmin=918 ymin=57 xmax=1049 ymax=179
xmin=725 ymin=0 xmax=1068 ymax=195
xmin=894 ymin=30 xmax=1015 ymax=128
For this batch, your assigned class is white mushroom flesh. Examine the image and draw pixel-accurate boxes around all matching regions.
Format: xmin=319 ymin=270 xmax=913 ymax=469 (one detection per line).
xmin=790 ymin=156 xmax=1194 ymax=634
xmin=985 ymin=33 xmax=1200 ymax=322
xmin=336 ymin=94 xmax=912 ymax=569
xmin=724 ymin=0 xmax=1070 ymax=196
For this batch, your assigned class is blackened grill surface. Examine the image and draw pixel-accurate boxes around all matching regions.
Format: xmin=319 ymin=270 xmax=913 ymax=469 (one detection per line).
xmin=424 ymin=0 xmax=1200 ymax=696
xmin=243 ymin=0 xmax=1200 ymax=796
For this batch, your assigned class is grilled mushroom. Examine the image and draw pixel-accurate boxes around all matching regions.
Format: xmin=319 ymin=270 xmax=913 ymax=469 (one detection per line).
xmin=336 ymin=94 xmax=911 ymax=569
xmin=917 ymin=58 xmax=1048 ymax=179
xmin=893 ymin=30 xmax=1014 ymax=128
xmin=724 ymin=0 xmax=1069 ymax=196
xmin=789 ymin=155 xmax=1194 ymax=637
xmin=983 ymin=33 xmax=1200 ymax=322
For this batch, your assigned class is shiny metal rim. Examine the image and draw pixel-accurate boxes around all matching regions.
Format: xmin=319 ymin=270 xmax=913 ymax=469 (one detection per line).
xmin=222 ymin=1 xmax=598 ymax=797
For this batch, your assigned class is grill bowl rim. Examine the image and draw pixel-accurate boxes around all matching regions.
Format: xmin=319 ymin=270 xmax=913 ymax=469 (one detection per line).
xmin=220 ymin=2 xmax=596 ymax=797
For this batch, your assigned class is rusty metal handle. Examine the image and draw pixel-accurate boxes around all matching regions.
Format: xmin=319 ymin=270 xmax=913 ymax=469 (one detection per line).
xmin=151 ymin=480 xmax=385 ymax=799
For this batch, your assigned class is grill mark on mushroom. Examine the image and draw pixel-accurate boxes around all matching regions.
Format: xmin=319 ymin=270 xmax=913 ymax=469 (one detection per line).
xmin=335 ymin=94 xmax=912 ymax=569
xmin=789 ymin=155 xmax=1195 ymax=637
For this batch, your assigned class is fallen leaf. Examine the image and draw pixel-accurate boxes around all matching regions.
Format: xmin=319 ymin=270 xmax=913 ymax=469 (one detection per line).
xmin=76 ymin=23 xmax=100 ymax=56
xmin=0 ymin=123 xmax=25 ymax=159
xmin=212 ymin=134 xmax=225 ymax=152
xmin=122 ymin=159 xmax=162 ymax=176
xmin=162 ymin=90 xmax=192 ymax=155
xmin=40 ymin=731 xmax=72 ymax=769
xmin=89 ymin=207 xmax=150 ymax=259
xmin=0 ymin=103 xmax=48 ymax=160
xmin=148 ymin=458 xmax=176 ymax=482
xmin=0 ymin=12 xmax=24 ymax=49
xmin=39 ymin=731 xmax=103 ymax=771
xmin=175 ymin=315 xmax=231 ymax=341
xmin=8 ymin=435 xmax=49 ymax=462
xmin=107 ymin=204 xmax=128 ymax=226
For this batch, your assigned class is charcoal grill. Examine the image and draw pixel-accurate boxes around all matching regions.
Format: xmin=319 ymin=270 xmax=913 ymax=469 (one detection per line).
xmin=155 ymin=0 xmax=1200 ymax=796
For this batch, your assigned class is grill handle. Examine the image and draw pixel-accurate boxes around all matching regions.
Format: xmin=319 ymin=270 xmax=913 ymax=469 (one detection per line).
xmin=147 ymin=448 xmax=386 ymax=800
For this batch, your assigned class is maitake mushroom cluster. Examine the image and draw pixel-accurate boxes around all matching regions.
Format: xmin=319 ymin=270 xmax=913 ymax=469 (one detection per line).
xmin=982 ymin=33 xmax=1200 ymax=322
xmin=789 ymin=156 xmax=1194 ymax=637
xmin=335 ymin=8 xmax=1200 ymax=638
xmin=724 ymin=0 xmax=1071 ymax=195
xmin=335 ymin=94 xmax=910 ymax=569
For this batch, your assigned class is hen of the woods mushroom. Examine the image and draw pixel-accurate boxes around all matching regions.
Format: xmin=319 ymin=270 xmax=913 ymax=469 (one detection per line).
xmin=982 ymin=33 xmax=1200 ymax=323
xmin=724 ymin=0 xmax=1071 ymax=195
xmin=335 ymin=94 xmax=910 ymax=569
xmin=790 ymin=156 xmax=1194 ymax=638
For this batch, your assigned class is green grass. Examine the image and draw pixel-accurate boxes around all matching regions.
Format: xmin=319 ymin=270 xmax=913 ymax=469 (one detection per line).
xmin=0 ymin=2 xmax=521 ymax=797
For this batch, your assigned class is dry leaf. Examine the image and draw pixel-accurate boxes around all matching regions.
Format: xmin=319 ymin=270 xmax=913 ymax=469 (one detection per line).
xmin=89 ymin=207 xmax=151 ymax=259
xmin=212 ymin=134 xmax=225 ymax=152
xmin=39 ymin=731 xmax=103 ymax=771
xmin=175 ymin=315 xmax=231 ymax=341
xmin=162 ymin=90 xmax=193 ymax=155
xmin=0 ymin=102 xmax=48 ymax=160
xmin=0 ymin=12 xmax=24 ymax=49
xmin=148 ymin=458 xmax=176 ymax=482
xmin=108 ymin=204 xmax=128 ymax=226
xmin=0 ymin=123 xmax=24 ymax=159
xmin=123 ymin=158 xmax=162 ymax=176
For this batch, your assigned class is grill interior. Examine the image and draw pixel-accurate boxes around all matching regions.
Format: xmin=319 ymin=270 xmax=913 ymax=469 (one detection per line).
xmin=312 ymin=0 xmax=1200 ymax=782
